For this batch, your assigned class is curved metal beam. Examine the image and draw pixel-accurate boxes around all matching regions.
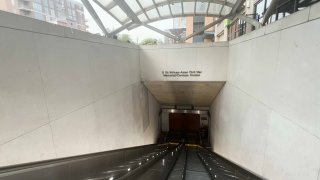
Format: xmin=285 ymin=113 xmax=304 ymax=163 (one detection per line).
xmin=126 ymin=13 xmax=222 ymax=30
xmin=91 ymin=0 xmax=124 ymax=24
xmin=114 ymin=0 xmax=141 ymax=23
xmin=136 ymin=0 xmax=151 ymax=21
xmin=230 ymin=0 xmax=245 ymax=15
xmin=262 ymin=0 xmax=281 ymax=25
xmin=124 ymin=12 xmax=223 ymax=26
xmin=236 ymin=14 xmax=262 ymax=28
xmin=109 ymin=21 xmax=135 ymax=37
xmin=121 ymin=0 xmax=235 ymax=24
xmin=183 ymin=15 xmax=230 ymax=41
xmin=81 ymin=0 xmax=109 ymax=35
xmin=144 ymin=24 xmax=180 ymax=41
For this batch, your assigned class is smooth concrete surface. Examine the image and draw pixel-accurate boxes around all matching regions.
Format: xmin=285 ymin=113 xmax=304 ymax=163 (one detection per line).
xmin=144 ymin=81 xmax=225 ymax=106
xmin=211 ymin=4 xmax=320 ymax=180
xmin=140 ymin=42 xmax=229 ymax=82
xmin=0 ymin=12 xmax=159 ymax=167
xmin=310 ymin=2 xmax=320 ymax=20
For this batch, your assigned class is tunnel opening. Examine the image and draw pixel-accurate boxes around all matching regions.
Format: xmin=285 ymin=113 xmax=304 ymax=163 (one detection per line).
xmin=158 ymin=108 xmax=211 ymax=148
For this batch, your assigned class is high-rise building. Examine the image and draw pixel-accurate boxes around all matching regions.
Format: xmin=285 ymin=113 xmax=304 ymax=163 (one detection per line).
xmin=0 ymin=0 xmax=87 ymax=31
xmin=185 ymin=16 xmax=215 ymax=43
xmin=164 ymin=17 xmax=187 ymax=44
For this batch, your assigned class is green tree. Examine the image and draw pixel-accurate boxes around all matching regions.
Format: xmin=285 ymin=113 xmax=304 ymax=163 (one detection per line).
xmin=140 ymin=38 xmax=158 ymax=45
xmin=117 ymin=34 xmax=132 ymax=43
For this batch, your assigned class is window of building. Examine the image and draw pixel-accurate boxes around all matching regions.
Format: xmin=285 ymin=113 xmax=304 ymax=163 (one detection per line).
xmin=43 ymin=0 xmax=49 ymax=7
xmin=33 ymin=2 xmax=43 ymax=13
xmin=227 ymin=17 xmax=247 ymax=41
xmin=49 ymin=0 xmax=54 ymax=8
xmin=50 ymin=9 xmax=55 ymax=17
xmin=254 ymin=0 xmax=270 ymax=22
xmin=193 ymin=16 xmax=205 ymax=43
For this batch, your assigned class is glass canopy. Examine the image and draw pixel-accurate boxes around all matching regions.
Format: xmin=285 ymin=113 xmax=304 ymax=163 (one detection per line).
xmin=87 ymin=0 xmax=241 ymax=36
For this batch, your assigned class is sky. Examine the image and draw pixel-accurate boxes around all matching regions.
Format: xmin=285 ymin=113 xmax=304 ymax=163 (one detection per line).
xmin=82 ymin=0 xmax=177 ymax=43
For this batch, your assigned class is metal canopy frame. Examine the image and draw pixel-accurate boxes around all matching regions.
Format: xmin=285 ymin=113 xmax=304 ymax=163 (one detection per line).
xmin=85 ymin=0 xmax=249 ymax=41
xmin=81 ymin=0 xmax=109 ymax=36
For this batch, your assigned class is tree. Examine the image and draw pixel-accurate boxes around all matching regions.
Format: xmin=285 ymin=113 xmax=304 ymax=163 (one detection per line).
xmin=117 ymin=34 xmax=133 ymax=43
xmin=140 ymin=38 xmax=158 ymax=45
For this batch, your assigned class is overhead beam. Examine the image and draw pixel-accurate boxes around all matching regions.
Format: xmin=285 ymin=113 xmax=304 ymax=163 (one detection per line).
xmin=136 ymin=0 xmax=151 ymax=21
xmin=109 ymin=22 xmax=135 ymax=37
xmin=127 ymin=23 xmax=141 ymax=30
xmin=114 ymin=0 xmax=141 ymax=23
xmin=218 ymin=0 xmax=226 ymax=17
xmin=152 ymin=0 xmax=161 ymax=17
xmin=121 ymin=0 xmax=235 ymax=24
xmin=144 ymin=24 xmax=180 ymax=41
xmin=184 ymin=15 xmax=230 ymax=41
xmin=262 ymin=0 xmax=281 ymax=25
xmin=206 ymin=2 xmax=211 ymax=16
xmin=105 ymin=1 xmax=117 ymax=10
xmin=81 ymin=0 xmax=109 ymax=36
xmin=236 ymin=14 xmax=262 ymax=28
xmin=194 ymin=0 xmax=197 ymax=14
xmin=91 ymin=0 xmax=124 ymax=24
xmin=230 ymin=0 xmax=246 ymax=15
xmin=181 ymin=0 xmax=185 ymax=16
xmin=124 ymin=12 xmax=225 ymax=25
xmin=167 ymin=0 xmax=174 ymax=17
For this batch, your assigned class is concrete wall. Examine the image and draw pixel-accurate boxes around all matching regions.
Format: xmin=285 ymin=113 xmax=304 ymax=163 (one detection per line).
xmin=140 ymin=42 xmax=229 ymax=82
xmin=0 ymin=11 xmax=160 ymax=167
xmin=211 ymin=4 xmax=320 ymax=180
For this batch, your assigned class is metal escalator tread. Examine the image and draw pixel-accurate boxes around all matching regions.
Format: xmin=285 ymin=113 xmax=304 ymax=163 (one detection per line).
xmin=185 ymin=147 xmax=211 ymax=180
xmin=133 ymin=145 xmax=183 ymax=180
xmin=167 ymin=148 xmax=186 ymax=180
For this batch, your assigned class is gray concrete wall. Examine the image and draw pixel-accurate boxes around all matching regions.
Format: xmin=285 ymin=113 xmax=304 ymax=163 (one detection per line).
xmin=211 ymin=3 xmax=320 ymax=180
xmin=0 ymin=11 xmax=160 ymax=167
xmin=140 ymin=42 xmax=229 ymax=82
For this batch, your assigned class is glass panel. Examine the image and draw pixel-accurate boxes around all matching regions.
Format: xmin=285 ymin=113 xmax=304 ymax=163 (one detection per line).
xmin=158 ymin=5 xmax=171 ymax=17
xmin=138 ymin=13 xmax=148 ymax=22
xmin=146 ymin=9 xmax=159 ymax=19
xmin=183 ymin=2 xmax=195 ymax=14
xmin=170 ymin=3 xmax=182 ymax=15
xmin=90 ymin=0 xmax=121 ymax=31
xmin=266 ymin=0 xmax=272 ymax=7
xmin=154 ymin=0 xmax=166 ymax=3
xmin=227 ymin=0 xmax=237 ymax=4
xmin=221 ymin=6 xmax=232 ymax=15
xmin=208 ymin=3 xmax=222 ymax=15
xmin=138 ymin=0 xmax=154 ymax=8
xmin=97 ymin=0 xmax=113 ymax=7
xmin=255 ymin=0 xmax=265 ymax=22
xmin=125 ymin=0 xmax=141 ymax=13
xmin=196 ymin=2 xmax=208 ymax=14
xmin=110 ymin=5 xmax=127 ymax=21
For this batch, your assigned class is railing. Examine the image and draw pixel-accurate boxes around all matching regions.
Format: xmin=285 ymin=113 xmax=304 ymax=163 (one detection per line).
xmin=197 ymin=146 xmax=265 ymax=180
xmin=0 ymin=144 xmax=173 ymax=180
xmin=228 ymin=0 xmax=320 ymax=41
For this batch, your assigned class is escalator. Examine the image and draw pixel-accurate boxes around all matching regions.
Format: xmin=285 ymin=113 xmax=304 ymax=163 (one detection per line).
xmin=0 ymin=142 xmax=264 ymax=180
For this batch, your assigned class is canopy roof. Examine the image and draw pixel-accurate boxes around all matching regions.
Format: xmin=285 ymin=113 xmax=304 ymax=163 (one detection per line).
xmin=82 ymin=0 xmax=245 ymax=41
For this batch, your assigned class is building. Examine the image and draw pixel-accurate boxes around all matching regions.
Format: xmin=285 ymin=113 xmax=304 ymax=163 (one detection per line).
xmin=185 ymin=16 xmax=215 ymax=43
xmin=164 ymin=18 xmax=186 ymax=44
xmin=0 ymin=0 xmax=86 ymax=31
xmin=214 ymin=0 xmax=318 ymax=41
